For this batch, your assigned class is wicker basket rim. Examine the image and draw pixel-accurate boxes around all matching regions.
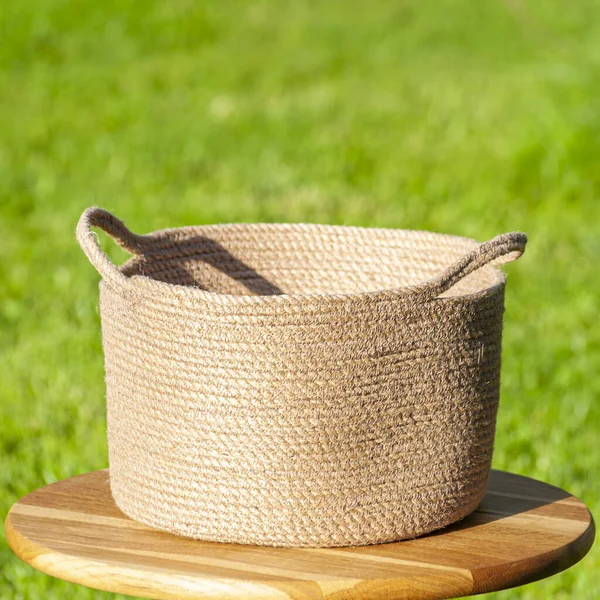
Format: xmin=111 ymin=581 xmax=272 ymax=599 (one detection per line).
xmin=78 ymin=208 xmax=526 ymax=306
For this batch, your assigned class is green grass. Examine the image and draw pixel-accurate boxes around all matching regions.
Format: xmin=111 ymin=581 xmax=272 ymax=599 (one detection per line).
xmin=1 ymin=1 xmax=598 ymax=598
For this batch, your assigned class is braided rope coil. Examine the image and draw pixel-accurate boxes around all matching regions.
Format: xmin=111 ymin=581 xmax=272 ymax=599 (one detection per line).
xmin=77 ymin=207 xmax=526 ymax=548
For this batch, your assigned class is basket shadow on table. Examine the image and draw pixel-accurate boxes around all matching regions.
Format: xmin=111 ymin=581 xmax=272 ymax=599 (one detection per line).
xmin=423 ymin=470 xmax=572 ymax=538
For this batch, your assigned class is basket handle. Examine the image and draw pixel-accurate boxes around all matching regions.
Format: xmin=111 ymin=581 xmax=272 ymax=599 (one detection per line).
xmin=417 ymin=232 xmax=527 ymax=299
xmin=77 ymin=207 xmax=527 ymax=295
xmin=76 ymin=207 xmax=146 ymax=284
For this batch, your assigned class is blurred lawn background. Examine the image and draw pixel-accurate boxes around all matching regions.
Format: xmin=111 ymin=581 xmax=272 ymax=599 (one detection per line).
xmin=1 ymin=1 xmax=598 ymax=598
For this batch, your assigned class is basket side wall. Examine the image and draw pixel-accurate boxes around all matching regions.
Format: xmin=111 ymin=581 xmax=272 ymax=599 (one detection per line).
xmin=99 ymin=281 xmax=506 ymax=547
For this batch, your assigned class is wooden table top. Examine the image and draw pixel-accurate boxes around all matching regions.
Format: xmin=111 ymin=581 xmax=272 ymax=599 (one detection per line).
xmin=5 ymin=470 xmax=594 ymax=600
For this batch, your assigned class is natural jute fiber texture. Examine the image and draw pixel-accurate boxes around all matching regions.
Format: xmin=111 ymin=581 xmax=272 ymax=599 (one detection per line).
xmin=77 ymin=207 xmax=527 ymax=548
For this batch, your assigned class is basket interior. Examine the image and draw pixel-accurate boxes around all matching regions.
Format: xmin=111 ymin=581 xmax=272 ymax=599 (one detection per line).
xmin=120 ymin=224 xmax=503 ymax=298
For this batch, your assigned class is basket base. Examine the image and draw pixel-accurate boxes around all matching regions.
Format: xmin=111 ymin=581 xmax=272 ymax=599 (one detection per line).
xmin=5 ymin=470 xmax=594 ymax=600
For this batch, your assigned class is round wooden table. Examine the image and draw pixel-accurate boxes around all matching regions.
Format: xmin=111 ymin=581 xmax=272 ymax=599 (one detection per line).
xmin=5 ymin=470 xmax=594 ymax=600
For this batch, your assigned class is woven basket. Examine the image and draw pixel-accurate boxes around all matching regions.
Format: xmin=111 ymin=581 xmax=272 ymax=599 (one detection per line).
xmin=77 ymin=207 xmax=526 ymax=548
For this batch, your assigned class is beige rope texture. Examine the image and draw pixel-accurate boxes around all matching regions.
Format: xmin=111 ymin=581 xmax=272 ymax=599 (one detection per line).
xmin=77 ymin=207 xmax=526 ymax=548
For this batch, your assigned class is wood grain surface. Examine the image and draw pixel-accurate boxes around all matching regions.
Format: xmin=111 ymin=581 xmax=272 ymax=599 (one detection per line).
xmin=5 ymin=470 xmax=595 ymax=600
